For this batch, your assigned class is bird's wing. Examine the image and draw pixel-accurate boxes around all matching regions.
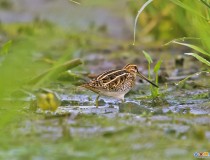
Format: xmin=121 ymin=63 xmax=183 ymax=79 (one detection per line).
xmin=91 ymin=69 xmax=130 ymax=91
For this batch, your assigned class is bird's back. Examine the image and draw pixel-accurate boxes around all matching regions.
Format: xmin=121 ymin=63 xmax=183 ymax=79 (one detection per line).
xmin=83 ymin=69 xmax=136 ymax=93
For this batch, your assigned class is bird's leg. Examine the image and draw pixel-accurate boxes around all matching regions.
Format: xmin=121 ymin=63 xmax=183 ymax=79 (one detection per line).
xmin=121 ymin=98 xmax=125 ymax=103
xmin=95 ymin=95 xmax=100 ymax=107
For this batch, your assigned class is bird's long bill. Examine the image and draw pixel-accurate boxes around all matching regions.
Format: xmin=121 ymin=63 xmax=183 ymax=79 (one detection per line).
xmin=137 ymin=72 xmax=159 ymax=88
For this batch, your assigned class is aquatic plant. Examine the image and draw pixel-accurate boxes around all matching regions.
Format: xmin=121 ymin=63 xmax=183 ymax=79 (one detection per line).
xmin=142 ymin=50 xmax=161 ymax=99
xmin=168 ymin=0 xmax=210 ymax=67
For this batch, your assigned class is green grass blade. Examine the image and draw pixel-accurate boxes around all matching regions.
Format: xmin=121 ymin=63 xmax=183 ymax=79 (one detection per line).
xmin=163 ymin=37 xmax=200 ymax=46
xmin=185 ymin=53 xmax=210 ymax=66
xmin=143 ymin=50 xmax=153 ymax=64
xmin=173 ymin=41 xmax=210 ymax=57
xmin=200 ymin=0 xmax=210 ymax=9
xmin=154 ymin=60 xmax=162 ymax=73
xmin=169 ymin=0 xmax=206 ymax=19
xmin=0 ymin=40 xmax=12 ymax=55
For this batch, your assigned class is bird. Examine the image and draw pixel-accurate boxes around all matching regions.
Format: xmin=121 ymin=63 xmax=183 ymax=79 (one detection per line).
xmin=82 ymin=64 xmax=158 ymax=107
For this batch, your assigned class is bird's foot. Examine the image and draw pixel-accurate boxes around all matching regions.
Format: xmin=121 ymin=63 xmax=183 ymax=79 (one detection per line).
xmin=95 ymin=95 xmax=100 ymax=108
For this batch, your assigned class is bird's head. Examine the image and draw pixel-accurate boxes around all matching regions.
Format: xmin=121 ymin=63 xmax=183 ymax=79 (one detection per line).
xmin=123 ymin=64 xmax=139 ymax=74
xmin=123 ymin=64 xmax=158 ymax=88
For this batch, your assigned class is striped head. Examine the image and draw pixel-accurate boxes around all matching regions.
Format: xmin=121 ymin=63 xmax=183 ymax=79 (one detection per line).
xmin=123 ymin=64 xmax=159 ymax=88
xmin=123 ymin=64 xmax=139 ymax=75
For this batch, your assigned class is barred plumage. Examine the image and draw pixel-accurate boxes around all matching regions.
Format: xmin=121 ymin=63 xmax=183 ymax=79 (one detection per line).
xmin=82 ymin=64 xmax=158 ymax=107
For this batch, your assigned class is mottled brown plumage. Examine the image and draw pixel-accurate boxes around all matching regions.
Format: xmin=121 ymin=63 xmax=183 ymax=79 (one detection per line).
xmin=82 ymin=64 xmax=158 ymax=106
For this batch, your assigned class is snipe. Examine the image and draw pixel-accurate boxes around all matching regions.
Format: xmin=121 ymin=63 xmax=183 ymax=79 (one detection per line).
xmin=82 ymin=64 xmax=158 ymax=107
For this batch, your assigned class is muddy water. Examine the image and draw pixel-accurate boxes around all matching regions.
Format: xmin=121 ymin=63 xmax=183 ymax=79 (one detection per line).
xmin=46 ymin=85 xmax=210 ymax=117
